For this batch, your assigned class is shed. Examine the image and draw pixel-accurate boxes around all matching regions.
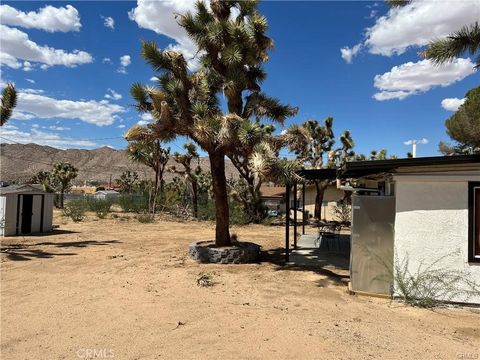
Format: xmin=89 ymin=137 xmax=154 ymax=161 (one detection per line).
xmin=94 ymin=190 xmax=120 ymax=201
xmin=0 ymin=184 xmax=54 ymax=236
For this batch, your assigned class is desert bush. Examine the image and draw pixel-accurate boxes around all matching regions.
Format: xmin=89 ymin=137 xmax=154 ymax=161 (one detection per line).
xmin=393 ymin=250 xmax=480 ymax=308
xmin=63 ymin=199 xmax=87 ymax=222
xmin=116 ymin=194 xmax=148 ymax=213
xmin=333 ymin=199 xmax=351 ymax=225
xmin=136 ymin=214 xmax=155 ymax=223
xmin=86 ymin=198 xmax=112 ymax=219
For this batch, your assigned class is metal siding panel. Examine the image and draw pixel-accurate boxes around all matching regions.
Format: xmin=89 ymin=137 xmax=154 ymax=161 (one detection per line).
xmin=350 ymin=195 xmax=395 ymax=295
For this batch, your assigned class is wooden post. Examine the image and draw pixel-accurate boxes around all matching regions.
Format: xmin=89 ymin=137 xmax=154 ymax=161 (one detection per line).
xmin=293 ymin=180 xmax=298 ymax=249
xmin=285 ymin=182 xmax=291 ymax=263
xmin=302 ymin=180 xmax=306 ymax=235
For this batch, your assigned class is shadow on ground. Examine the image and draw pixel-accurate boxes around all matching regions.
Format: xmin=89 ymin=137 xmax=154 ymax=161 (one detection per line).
xmin=258 ymin=232 xmax=351 ymax=288
xmin=0 ymin=240 xmax=121 ymax=261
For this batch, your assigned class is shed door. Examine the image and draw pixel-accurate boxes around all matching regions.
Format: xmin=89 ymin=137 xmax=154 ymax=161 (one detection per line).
xmin=21 ymin=195 xmax=33 ymax=234
xmin=31 ymin=195 xmax=43 ymax=233
xmin=350 ymin=195 xmax=395 ymax=295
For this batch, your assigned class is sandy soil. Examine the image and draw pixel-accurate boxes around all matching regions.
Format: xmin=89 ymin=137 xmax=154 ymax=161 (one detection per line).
xmin=1 ymin=211 xmax=479 ymax=360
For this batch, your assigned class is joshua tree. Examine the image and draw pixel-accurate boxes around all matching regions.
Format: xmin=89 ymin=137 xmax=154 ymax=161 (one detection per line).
xmin=50 ymin=162 xmax=78 ymax=209
xmin=169 ymin=142 xmax=202 ymax=218
xmin=29 ymin=170 xmax=57 ymax=193
xmin=283 ymin=117 xmax=354 ymax=219
xmin=1 ymin=82 xmax=17 ymax=127
xmin=129 ymin=1 xmax=296 ymax=246
xmin=126 ymin=134 xmax=170 ymax=213
xmin=116 ymin=170 xmax=139 ymax=194
xmin=354 ymin=149 xmax=398 ymax=161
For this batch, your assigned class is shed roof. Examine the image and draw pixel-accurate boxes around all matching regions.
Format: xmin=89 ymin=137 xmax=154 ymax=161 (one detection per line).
xmin=0 ymin=184 xmax=47 ymax=195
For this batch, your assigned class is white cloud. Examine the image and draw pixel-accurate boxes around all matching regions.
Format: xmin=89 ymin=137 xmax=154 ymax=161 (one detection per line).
xmin=117 ymin=124 xmax=126 ymax=129
xmin=26 ymin=78 xmax=35 ymax=84
xmin=104 ymin=88 xmax=122 ymax=101
xmin=19 ymin=88 xmax=44 ymax=94
xmin=404 ymin=138 xmax=428 ymax=145
xmin=11 ymin=91 xmax=126 ymax=126
xmin=150 ymin=76 xmax=157 ymax=82
xmin=0 ymin=24 xmax=93 ymax=69
xmin=128 ymin=0 xmax=200 ymax=69
xmin=344 ymin=0 xmax=480 ymax=61
xmin=0 ymin=4 xmax=81 ymax=32
xmin=117 ymin=55 xmax=131 ymax=74
xmin=366 ymin=1 xmax=480 ymax=56
xmin=141 ymin=113 xmax=153 ymax=121
xmin=441 ymin=97 xmax=465 ymax=111
xmin=103 ymin=57 xmax=112 ymax=64
xmin=102 ymin=16 xmax=115 ymax=30
xmin=340 ymin=44 xmax=362 ymax=64
xmin=22 ymin=61 xmax=34 ymax=72
xmin=373 ymin=58 xmax=476 ymax=101
xmin=0 ymin=127 xmax=96 ymax=149
xmin=48 ymin=125 xmax=71 ymax=131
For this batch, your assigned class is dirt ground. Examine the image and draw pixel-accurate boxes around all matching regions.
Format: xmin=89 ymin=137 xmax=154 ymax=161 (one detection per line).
xmin=1 ymin=211 xmax=479 ymax=360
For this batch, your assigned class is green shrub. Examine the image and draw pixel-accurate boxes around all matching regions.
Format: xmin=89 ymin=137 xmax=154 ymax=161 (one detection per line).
xmin=63 ymin=200 xmax=87 ymax=222
xmin=136 ymin=214 xmax=155 ymax=223
xmin=86 ymin=198 xmax=112 ymax=219
xmin=116 ymin=194 xmax=149 ymax=213
xmin=393 ymin=250 xmax=480 ymax=308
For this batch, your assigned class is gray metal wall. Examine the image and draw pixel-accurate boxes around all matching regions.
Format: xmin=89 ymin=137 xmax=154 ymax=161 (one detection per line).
xmin=350 ymin=195 xmax=395 ymax=295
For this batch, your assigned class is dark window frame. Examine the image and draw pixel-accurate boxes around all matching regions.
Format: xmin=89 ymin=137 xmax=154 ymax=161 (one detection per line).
xmin=468 ymin=182 xmax=480 ymax=263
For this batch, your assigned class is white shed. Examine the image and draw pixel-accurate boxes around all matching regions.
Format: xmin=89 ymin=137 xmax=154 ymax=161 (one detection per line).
xmin=0 ymin=184 xmax=54 ymax=236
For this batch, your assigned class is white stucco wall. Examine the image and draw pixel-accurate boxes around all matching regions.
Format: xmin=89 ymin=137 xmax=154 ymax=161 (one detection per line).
xmin=393 ymin=171 xmax=480 ymax=304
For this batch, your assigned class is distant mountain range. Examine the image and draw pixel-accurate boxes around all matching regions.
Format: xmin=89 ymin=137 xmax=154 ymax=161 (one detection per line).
xmin=0 ymin=143 xmax=239 ymax=185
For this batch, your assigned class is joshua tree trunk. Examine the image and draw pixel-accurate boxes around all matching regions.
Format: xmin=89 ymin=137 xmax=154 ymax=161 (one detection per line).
xmin=59 ymin=189 xmax=65 ymax=209
xmin=209 ymin=151 xmax=231 ymax=246
xmin=314 ymin=180 xmax=328 ymax=220
xmin=191 ymin=180 xmax=199 ymax=218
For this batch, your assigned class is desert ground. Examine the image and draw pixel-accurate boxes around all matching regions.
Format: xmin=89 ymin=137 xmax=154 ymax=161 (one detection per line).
xmin=1 ymin=211 xmax=479 ymax=360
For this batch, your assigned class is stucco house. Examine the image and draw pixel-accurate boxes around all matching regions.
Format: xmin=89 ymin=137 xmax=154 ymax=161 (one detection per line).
xmin=288 ymin=155 xmax=480 ymax=304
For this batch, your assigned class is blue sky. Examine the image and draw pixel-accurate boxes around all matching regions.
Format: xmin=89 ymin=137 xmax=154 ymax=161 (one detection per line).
xmin=0 ymin=1 xmax=478 ymax=158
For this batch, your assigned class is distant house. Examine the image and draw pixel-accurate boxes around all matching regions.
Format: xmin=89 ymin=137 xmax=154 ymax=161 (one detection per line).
xmin=94 ymin=190 xmax=120 ymax=201
xmin=0 ymin=184 xmax=54 ymax=236
xmin=259 ymin=184 xmax=345 ymax=220
xmin=292 ymin=155 xmax=480 ymax=304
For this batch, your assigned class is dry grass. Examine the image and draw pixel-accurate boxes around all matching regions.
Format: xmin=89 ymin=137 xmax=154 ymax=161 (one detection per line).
xmin=1 ymin=211 xmax=479 ymax=359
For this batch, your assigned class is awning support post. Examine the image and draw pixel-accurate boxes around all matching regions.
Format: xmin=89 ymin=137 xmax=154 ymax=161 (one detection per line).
xmin=285 ymin=182 xmax=291 ymax=263
xmin=293 ymin=180 xmax=298 ymax=249
xmin=302 ymin=180 xmax=306 ymax=235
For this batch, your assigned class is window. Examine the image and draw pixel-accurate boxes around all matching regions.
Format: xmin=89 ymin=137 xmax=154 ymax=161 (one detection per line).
xmin=469 ymin=182 xmax=480 ymax=263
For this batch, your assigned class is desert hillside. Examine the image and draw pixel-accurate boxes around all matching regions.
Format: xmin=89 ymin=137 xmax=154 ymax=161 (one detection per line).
xmin=0 ymin=143 xmax=238 ymax=185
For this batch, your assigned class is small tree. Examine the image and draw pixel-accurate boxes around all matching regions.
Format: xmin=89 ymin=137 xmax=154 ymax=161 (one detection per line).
xmin=283 ymin=117 xmax=354 ymax=219
xmin=1 ymin=82 xmax=17 ymax=127
xmin=439 ymin=86 xmax=480 ymax=155
xmin=126 ymin=135 xmax=170 ymax=213
xmin=169 ymin=142 xmax=202 ymax=218
xmin=116 ymin=170 xmax=139 ymax=194
xmin=50 ymin=162 xmax=78 ymax=209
